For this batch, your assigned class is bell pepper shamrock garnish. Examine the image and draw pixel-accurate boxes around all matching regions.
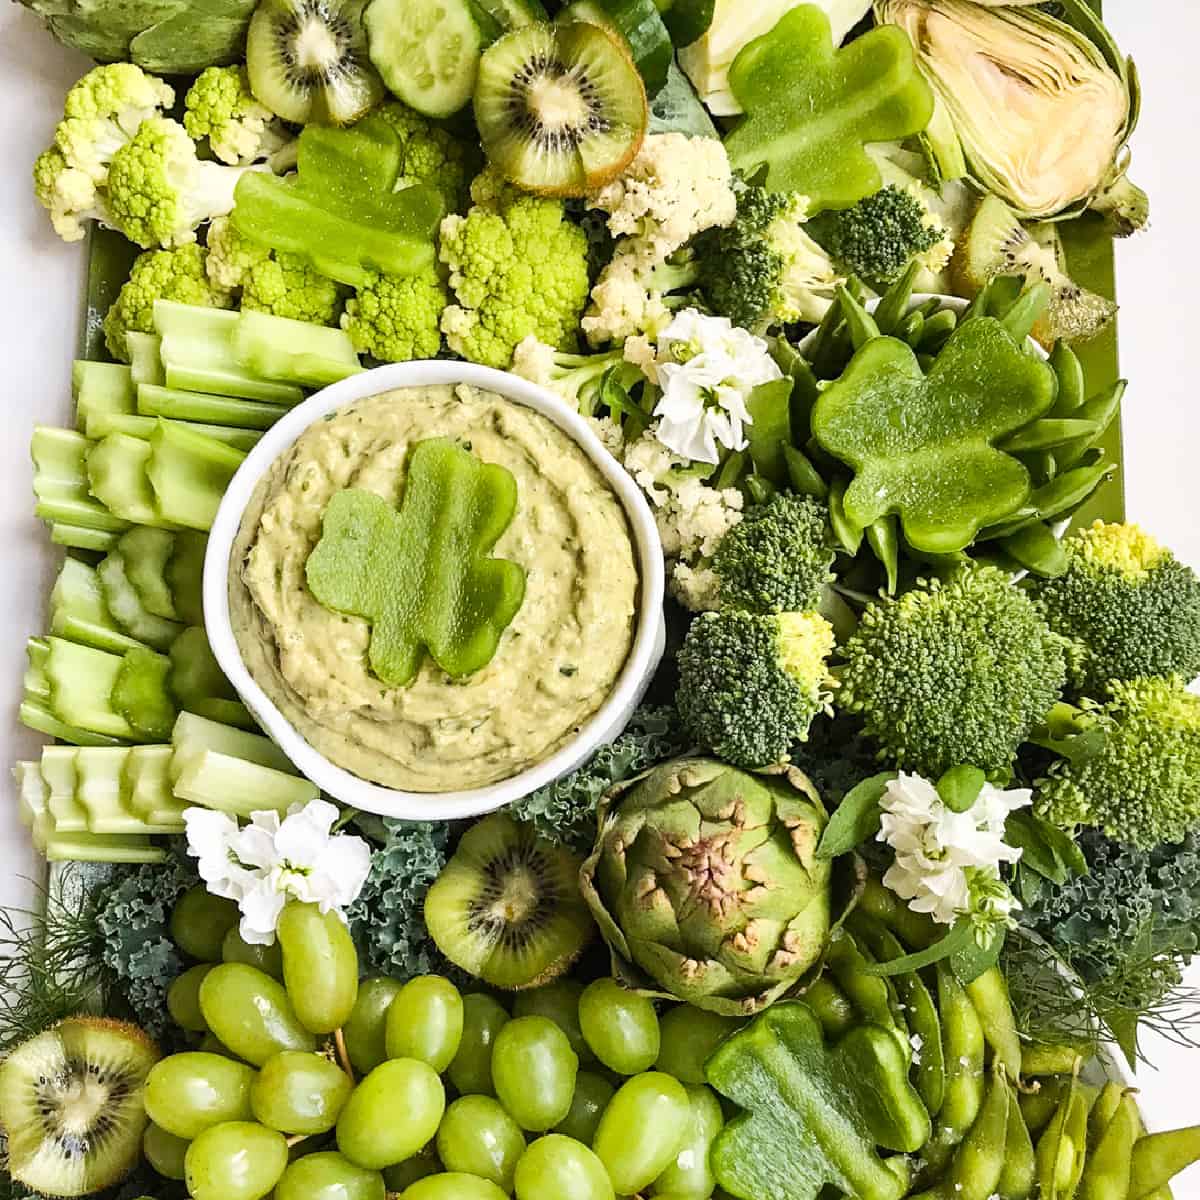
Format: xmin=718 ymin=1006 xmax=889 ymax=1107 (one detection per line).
xmin=811 ymin=317 xmax=1058 ymax=555
xmin=305 ymin=437 xmax=526 ymax=687
xmin=706 ymin=1000 xmax=930 ymax=1200
xmin=723 ymin=5 xmax=934 ymax=212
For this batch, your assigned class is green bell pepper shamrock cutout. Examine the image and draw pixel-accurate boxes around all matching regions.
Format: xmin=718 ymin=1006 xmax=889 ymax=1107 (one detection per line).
xmin=723 ymin=5 xmax=934 ymax=212
xmin=305 ymin=437 xmax=527 ymax=687
xmin=707 ymin=1001 xmax=930 ymax=1200
xmin=812 ymin=318 xmax=1058 ymax=555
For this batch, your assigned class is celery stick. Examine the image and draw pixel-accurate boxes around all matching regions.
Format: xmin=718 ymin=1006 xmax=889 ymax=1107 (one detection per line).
xmin=51 ymin=523 xmax=122 ymax=553
xmin=97 ymin=552 xmax=183 ymax=650
xmin=125 ymin=745 xmax=186 ymax=829
xmin=50 ymin=557 xmax=144 ymax=655
xmin=45 ymin=637 xmax=139 ymax=740
xmin=189 ymin=698 xmax=256 ymax=730
xmin=147 ymin=423 xmax=245 ymax=532
xmin=173 ymin=749 xmax=317 ymax=816
xmin=19 ymin=699 xmax=128 ymax=747
xmin=31 ymin=427 xmax=89 ymax=503
xmin=233 ymin=309 xmax=362 ymax=388
xmin=87 ymin=410 xmax=264 ymax=451
xmin=167 ymin=531 xmax=207 ymax=627
xmin=171 ymin=710 xmax=296 ymax=783
xmin=39 ymin=746 xmax=86 ymax=833
xmin=113 ymin=646 xmax=178 ymax=741
xmin=44 ymin=832 xmax=165 ymax=864
xmin=168 ymin=626 xmax=237 ymax=708
xmin=126 ymin=332 xmax=165 ymax=386
xmin=87 ymin=434 xmax=180 ymax=529
xmin=74 ymin=747 xmax=144 ymax=834
xmin=154 ymin=301 xmax=305 ymax=405
xmin=73 ymin=361 xmax=135 ymax=430
xmin=37 ymin=496 xmax=131 ymax=534
xmin=119 ymin=527 xmax=178 ymax=619
xmin=25 ymin=638 xmax=50 ymax=702
xmin=13 ymin=762 xmax=51 ymax=853
xmin=138 ymin=384 xmax=288 ymax=431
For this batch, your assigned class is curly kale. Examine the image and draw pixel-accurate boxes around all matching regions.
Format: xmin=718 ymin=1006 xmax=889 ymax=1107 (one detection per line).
xmin=511 ymin=705 xmax=690 ymax=853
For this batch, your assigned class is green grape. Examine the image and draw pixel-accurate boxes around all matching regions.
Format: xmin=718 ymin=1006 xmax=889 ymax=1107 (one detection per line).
xmin=167 ymin=963 xmax=215 ymax=1032
xmin=593 ymin=1072 xmax=691 ymax=1195
xmin=277 ymin=900 xmax=359 ymax=1035
xmin=448 ymin=993 xmax=509 ymax=1096
xmin=491 ymin=1016 xmax=579 ymax=1132
xmin=171 ymin=886 xmax=239 ymax=961
xmin=143 ymin=1121 xmax=188 ymax=1180
xmin=197 ymin=1032 xmax=240 ymax=1060
xmin=383 ymin=1148 xmax=442 ymax=1191
xmin=251 ymin=1050 xmax=354 ymax=1134
xmin=650 ymin=1083 xmax=724 ymax=1199
xmin=399 ymin=1173 xmax=509 ymax=1200
xmin=578 ymin=979 xmax=660 ymax=1075
xmin=655 ymin=1007 xmax=744 ymax=1085
xmin=199 ymin=963 xmax=317 ymax=1065
xmin=275 ymin=1151 xmax=386 ymax=1200
xmin=554 ymin=1072 xmax=615 ymax=1145
xmin=336 ymin=1058 xmax=445 ymax=1170
xmin=345 ymin=977 xmax=404 ymax=1075
xmin=436 ymin=1095 xmax=526 ymax=1191
xmin=144 ymin=1052 xmax=256 ymax=1140
xmin=385 ymin=975 xmax=465 ymax=1073
xmin=512 ymin=981 xmax=592 ymax=1064
xmin=222 ymin=926 xmax=284 ymax=980
xmin=513 ymin=1135 xmax=614 ymax=1200
xmin=184 ymin=1120 xmax=288 ymax=1200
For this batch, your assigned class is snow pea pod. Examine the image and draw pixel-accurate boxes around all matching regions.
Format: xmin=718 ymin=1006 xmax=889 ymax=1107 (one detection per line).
xmin=866 ymin=516 xmax=900 ymax=596
xmin=897 ymin=309 xmax=926 ymax=348
xmin=828 ymin=478 xmax=864 ymax=555
xmin=981 ymin=459 xmax=1116 ymax=540
xmin=1049 ymin=342 xmax=1086 ymax=416
xmin=964 ymin=967 xmax=1022 ymax=1082
xmin=912 ymin=296 xmax=946 ymax=321
xmin=1130 ymin=1125 xmax=1200 ymax=1198
xmin=998 ymin=1083 xmax=1037 ymax=1200
xmin=917 ymin=309 xmax=958 ymax=355
xmin=783 ymin=444 xmax=829 ymax=500
xmin=1000 ymin=418 xmax=1103 ymax=454
xmin=1080 ymin=1092 xmax=1138 ymax=1200
xmin=998 ymin=521 xmax=1069 ymax=578
xmin=873 ymin=262 xmax=921 ymax=336
xmin=838 ymin=285 xmax=880 ymax=351
xmin=1057 ymin=379 xmax=1127 ymax=471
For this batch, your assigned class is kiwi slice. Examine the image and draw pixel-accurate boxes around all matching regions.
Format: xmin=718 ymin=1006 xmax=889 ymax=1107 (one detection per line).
xmin=247 ymin=0 xmax=385 ymax=126
xmin=424 ymin=813 xmax=594 ymax=989
xmin=0 ymin=1017 xmax=159 ymax=1197
xmin=951 ymin=193 xmax=1117 ymax=349
xmin=474 ymin=21 xmax=648 ymax=197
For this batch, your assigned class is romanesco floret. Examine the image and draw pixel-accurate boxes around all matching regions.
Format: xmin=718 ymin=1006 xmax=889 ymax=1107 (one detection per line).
xmin=63 ymin=62 xmax=174 ymax=132
xmin=512 ymin=335 xmax=644 ymax=417
xmin=438 ymin=168 xmax=590 ymax=369
xmin=1035 ymin=677 xmax=1200 ymax=849
xmin=104 ymin=244 xmax=233 ymax=361
xmin=375 ymin=101 xmax=472 ymax=211
xmin=184 ymin=66 xmax=292 ymax=166
xmin=698 ymin=185 xmax=842 ymax=331
xmin=839 ymin=566 xmax=1069 ymax=778
xmin=1030 ymin=521 xmax=1200 ymax=696
xmin=33 ymin=146 xmax=109 ymax=242
xmin=342 ymin=266 xmax=448 ymax=362
xmin=677 ymin=609 xmax=835 ymax=768
xmin=582 ymin=248 xmax=699 ymax=345
xmin=107 ymin=117 xmax=259 ymax=249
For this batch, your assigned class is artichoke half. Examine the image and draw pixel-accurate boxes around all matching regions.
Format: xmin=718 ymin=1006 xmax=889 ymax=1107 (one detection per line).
xmin=875 ymin=0 xmax=1145 ymax=228
xmin=580 ymin=757 xmax=833 ymax=1016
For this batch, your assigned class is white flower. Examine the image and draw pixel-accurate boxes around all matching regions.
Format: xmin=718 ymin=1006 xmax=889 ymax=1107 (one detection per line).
xmin=184 ymin=798 xmax=373 ymax=946
xmin=877 ymin=772 xmax=1030 ymax=927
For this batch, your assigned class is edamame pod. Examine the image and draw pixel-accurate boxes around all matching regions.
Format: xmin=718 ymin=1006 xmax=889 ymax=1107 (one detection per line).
xmin=858 ymin=877 xmax=938 ymax=950
xmin=1088 ymin=1081 xmax=1126 ymax=1149
xmin=1080 ymin=1092 xmax=1138 ymax=1200
xmin=826 ymin=934 xmax=909 ymax=1061
xmin=998 ymin=1084 xmax=1037 ymax=1200
xmin=1021 ymin=1044 xmax=1085 ymax=1078
xmin=804 ymin=977 xmax=856 ymax=1040
xmin=926 ymin=962 xmax=985 ymax=1171
xmin=964 ymin=968 xmax=1022 ymax=1081
xmin=1130 ymin=1124 xmax=1200 ymax=1198
xmin=936 ymin=1063 xmax=1010 ymax=1200
xmin=1035 ymin=1079 xmax=1090 ymax=1200
xmin=1049 ymin=342 xmax=1085 ymax=416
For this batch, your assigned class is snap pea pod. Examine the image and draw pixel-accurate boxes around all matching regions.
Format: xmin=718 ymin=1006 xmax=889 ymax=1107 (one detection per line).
xmin=783 ymin=444 xmax=828 ymax=500
xmin=998 ymin=520 xmax=1069 ymax=578
xmin=1130 ymin=1125 xmax=1200 ymax=1198
xmin=980 ymin=459 xmax=1116 ymax=540
xmin=917 ymin=309 xmax=958 ymax=355
xmin=912 ymin=296 xmax=946 ymax=321
xmin=715 ymin=449 xmax=748 ymax=490
xmin=1079 ymin=1092 xmax=1138 ymax=1200
xmin=898 ymin=309 xmax=926 ymax=348
xmin=1021 ymin=1044 xmax=1085 ymax=1078
xmin=1088 ymin=1081 xmax=1127 ymax=1149
xmin=806 ymin=292 xmax=847 ymax=377
xmin=804 ymin=976 xmax=856 ymax=1039
xmin=1021 ymin=1076 xmax=1072 ymax=1137
xmin=998 ymin=1083 xmax=1037 ymax=1200
xmin=1049 ymin=342 xmax=1086 ymax=416
xmin=872 ymin=262 xmax=921 ymax=335
xmin=838 ymin=285 xmax=880 ymax=351
xmin=825 ymin=933 xmax=909 ymax=1061
xmin=1036 ymin=1076 xmax=1091 ymax=1200
xmin=964 ymin=968 xmax=1022 ymax=1082
xmin=828 ymin=478 xmax=864 ymax=555
xmin=1000 ymin=281 xmax=1052 ymax=343
xmin=1057 ymin=380 xmax=1127 ymax=471
xmin=866 ymin=516 xmax=900 ymax=596
xmin=813 ymin=319 xmax=854 ymax=381
xmin=745 ymin=475 xmax=776 ymax=505
xmin=1000 ymin=417 xmax=1103 ymax=454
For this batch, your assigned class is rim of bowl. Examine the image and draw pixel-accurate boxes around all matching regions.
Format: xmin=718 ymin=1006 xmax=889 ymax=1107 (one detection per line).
xmin=203 ymin=360 xmax=666 ymax=820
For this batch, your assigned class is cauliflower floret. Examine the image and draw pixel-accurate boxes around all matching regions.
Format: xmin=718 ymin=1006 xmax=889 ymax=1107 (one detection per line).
xmin=341 ymin=267 xmax=448 ymax=362
xmin=510 ymin=335 xmax=559 ymax=387
xmin=670 ymin=561 xmax=722 ymax=612
xmin=588 ymin=134 xmax=737 ymax=265
xmin=184 ymin=66 xmax=293 ymax=167
xmin=376 ymin=101 xmax=473 ymax=211
xmin=64 ymin=63 xmax=174 ymax=131
xmin=588 ymin=416 xmax=625 ymax=458
xmin=33 ymin=146 xmax=110 ymax=242
xmin=103 ymin=244 xmax=233 ymax=361
xmin=582 ymin=246 xmax=700 ymax=346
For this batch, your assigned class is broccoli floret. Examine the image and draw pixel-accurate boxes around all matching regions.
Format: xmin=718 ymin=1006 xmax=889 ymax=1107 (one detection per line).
xmin=183 ymin=66 xmax=292 ymax=167
xmin=103 ymin=244 xmax=233 ymax=361
xmin=107 ymin=117 xmax=260 ymax=249
xmin=375 ymin=100 xmax=473 ymax=212
xmin=33 ymin=146 xmax=110 ymax=242
xmin=710 ymin=493 xmax=835 ymax=615
xmin=438 ymin=168 xmax=591 ymax=368
xmin=511 ymin=335 xmax=644 ymax=417
xmin=1030 ymin=521 xmax=1200 ymax=696
xmin=1035 ymin=677 xmax=1200 ymax=849
xmin=815 ymin=184 xmax=950 ymax=286
xmin=341 ymin=266 xmax=449 ymax=362
xmin=697 ymin=185 xmax=842 ymax=332
xmin=839 ymin=566 xmax=1068 ymax=778
xmin=677 ymin=609 xmax=835 ymax=768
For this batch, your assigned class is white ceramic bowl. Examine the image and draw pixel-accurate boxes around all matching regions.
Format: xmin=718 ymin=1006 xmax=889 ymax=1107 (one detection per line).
xmin=204 ymin=361 xmax=666 ymax=821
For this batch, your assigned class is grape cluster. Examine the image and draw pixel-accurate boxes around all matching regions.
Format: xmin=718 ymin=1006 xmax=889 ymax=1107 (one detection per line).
xmin=149 ymin=887 xmax=741 ymax=1200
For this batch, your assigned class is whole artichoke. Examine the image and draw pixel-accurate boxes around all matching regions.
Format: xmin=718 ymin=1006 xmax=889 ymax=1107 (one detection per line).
xmin=580 ymin=757 xmax=832 ymax=1016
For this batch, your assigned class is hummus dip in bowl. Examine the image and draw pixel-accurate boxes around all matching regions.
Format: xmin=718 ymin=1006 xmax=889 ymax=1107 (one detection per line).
xmin=204 ymin=361 xmax=665 ymax=821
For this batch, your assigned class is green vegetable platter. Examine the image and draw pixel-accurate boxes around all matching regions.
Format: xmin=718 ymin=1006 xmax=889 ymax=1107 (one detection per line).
xmin=8 ymin=1 xmax=1200 ymax=1199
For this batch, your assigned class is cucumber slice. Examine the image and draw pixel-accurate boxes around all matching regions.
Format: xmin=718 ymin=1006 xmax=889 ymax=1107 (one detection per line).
xmin=561 ymin=0 xmax=672 ymax=94
xmin=39 ymin=746 xmax=86 ymax=833
xmin=45 ymin=638 xmax=138 ymax=741
xmin=86 ymin=411 xmax=264 ymax=453
xmin=166 ymin=531 xmax=208 ymax=628
xmin=97 ymin=552 xmax=184 ymax=650
xmin=19 ymin=699 xmax=128 ymax=748
xmin=147 ymin=423 xmax=246 ymax=533
xmin=169 ymin=626 xmax=238 ymax=709
xmin=50 ymin=557 xmax=144 ymax=656
xmin=126 ymin=332 xmax=165 ymax=386
xmin=72 ymin=361 xmax=135 ymax=430
xmin=365 ymin=0 xmax=485 ymax=118
xmin=51 ymin=524 xmax=123 ymax=553
xmin=113 ymin=646 xmax=178 ymax=742
xmin=87 ymin=434 xmax=178 ymax=529
xmin=471 ymin=0 xmax=547 ymax=33
xmin=74 ymin=747 xmax=142 ymax=835
xmin=171 ymin=710 xmax=298 ymax=784
xmin=173 ymin=749 xmax=318 ymax=816
xmin=120 ymin=528 xmax=179 ymax=620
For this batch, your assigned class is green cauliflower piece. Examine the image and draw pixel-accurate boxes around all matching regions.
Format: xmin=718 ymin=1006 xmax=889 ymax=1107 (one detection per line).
xmin=1035 ymin=677 xmax=1200 ymax=850
xmin=341 ymin=267 xmax=449 ymax=362
xmin=1030 ymin=521 xmax=1200 ymax=696
xmin=103 ymin=243 xmax=234 ymax=361
xmin=839 ymin=565 xmax=1068 ymax=778
xmin=107 ymin=116 xmax=259 ymax=249
xmin=33 ymin=146 xmax=110 ymax=242
xmin=206 ymin=215 xmax=343 ymax=326
xmin=439 ymin=168 xmax=591 ymax=369
xmin=677 ymin=609 xmax=835 ymax=769
xmin=375 ymin=100 xmax=474 ymax=212
xmin=63 ymin=62 xmax=175 ymax=128
xmin=184 ymin=66 xmax=292 ymax=166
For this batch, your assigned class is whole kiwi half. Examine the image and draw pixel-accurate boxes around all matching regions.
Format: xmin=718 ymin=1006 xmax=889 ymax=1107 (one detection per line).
xmin=424 ymin=812 xmax=595 ymax=989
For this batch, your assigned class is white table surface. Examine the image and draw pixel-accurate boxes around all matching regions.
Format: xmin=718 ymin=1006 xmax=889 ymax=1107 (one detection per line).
xmin=2 ymin=0 xmax=1198 ymax=1178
